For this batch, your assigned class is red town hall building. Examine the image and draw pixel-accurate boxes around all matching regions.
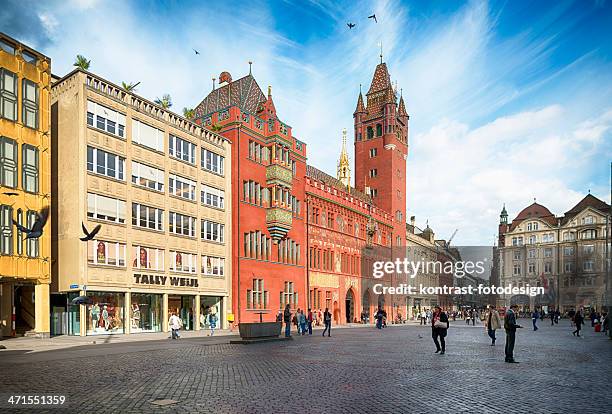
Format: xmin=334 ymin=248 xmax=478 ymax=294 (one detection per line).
xmin=193 ymin=61 xmax=408 ymax=324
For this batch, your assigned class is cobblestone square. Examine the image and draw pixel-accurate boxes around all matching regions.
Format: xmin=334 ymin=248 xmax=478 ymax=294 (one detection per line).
xmin=1 ymin=320 xmax=610 ymax=413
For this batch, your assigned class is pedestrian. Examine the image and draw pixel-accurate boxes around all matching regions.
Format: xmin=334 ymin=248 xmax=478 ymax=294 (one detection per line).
xmin=532 ymin=309 xmax=539 ymax=331
xmin=322 ymin=307 xmax=332 ymax=337
xmin=602 ymin=312 xmax=609 ymax=335
xmin=471 ymin=310 xmax=477 ymax=326
xmin=209 ymin=311 xmax=217 ymax=336
xmin=504 ymin=304 xmax=523 ymax=363
xmin=555 ymin=310 xmax=560 ymax=324
xmin=283 ymin=304 xmax=292 ymax=338
xmin=382 ymin=308 xmax=387 ymax=328
xmin=466 ymin=309 xmax=472 ymax=325
xmin=484 ymin=305 xmax=502 ymax=346
xmin=550 ymin=309 xmax=555 ymax=326
xmin=299 ymin=309 xmax=307 ymax=335
xmin=307 ymin=308 xmax=313 ymax=335
xmin=572 ymin=309 xmax=584 ymax=337
xmin=431 ymin=306 xmax=449 ymax=355
xmin=590 ymin=310 xmax=596 ymax=327
xmin=420 ymin=310 xmax=426 ymax=325
xmin=375 ymin=306 xmax=384 ymax=329
xmin=276 ymin=311 xmax=283 ymax=322
xmin=169 ymin=312 xmax=182 ymax=340
xmin=294 ymin=308 xmax=301 ymax=335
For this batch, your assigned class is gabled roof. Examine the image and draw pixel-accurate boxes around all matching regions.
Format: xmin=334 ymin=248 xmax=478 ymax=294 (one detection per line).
xmin=561 ymin=194 xmax=610 ymax=224
xmin=306 ymin=165 xmax=371 ymax=203
xmin=193 ymin=74 xmax=266 ymax=118
xmin=354 ymin=91 xmax=366 ymax=114
xmin=509 ymin=202 xmax=557 ymax=231
xmin=398 ymin=95 xmax=407 ymax=117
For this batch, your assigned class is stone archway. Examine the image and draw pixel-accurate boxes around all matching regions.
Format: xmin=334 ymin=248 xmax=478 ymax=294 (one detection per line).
xmin=345 ymin=288 xmax=355 ymax=324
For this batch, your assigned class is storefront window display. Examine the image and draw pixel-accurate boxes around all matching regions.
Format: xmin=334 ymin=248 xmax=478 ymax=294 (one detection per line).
xmin=200 ymin=296 xmax=222 ymax=329
xmin=86 ymin=292 xmax=124 ymax=335
xmin=168 ymin=295 xmax=194 ymax=330
xmin=130 ymin=293 xmax=162 ymax=333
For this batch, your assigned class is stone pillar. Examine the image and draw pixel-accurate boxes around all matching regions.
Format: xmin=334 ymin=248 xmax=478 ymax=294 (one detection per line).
xmin=125 ymin=292 xmax=131 ymax=335
xmin=162 ymin=293 xmax=168 ymax=332
xmin=79 ymin=290 xmax=87 ymax=336
xmin=34 ymin=283 xmax=50 ymax=338
xmin=194 ymin=294 xmax=200 ymax=331
xmin=0 ymin=282 xmax=13 ymax=337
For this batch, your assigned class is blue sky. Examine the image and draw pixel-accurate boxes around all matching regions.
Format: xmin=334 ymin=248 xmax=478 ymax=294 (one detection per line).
xmin=3 ymin=0 xmax=611 ymax=244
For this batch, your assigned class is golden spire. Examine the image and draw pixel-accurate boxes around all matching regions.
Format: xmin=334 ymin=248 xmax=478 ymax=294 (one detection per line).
xmin=337 ymin=128 xmax=351 ymax=191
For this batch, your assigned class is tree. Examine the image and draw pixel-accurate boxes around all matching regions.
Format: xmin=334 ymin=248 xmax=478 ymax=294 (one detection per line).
xmin=155 ymin=94 xmax=172 ymax=109
xmin=121 ymin=81 xmax=140 ymax=92
xmin=182 ymin=107 xmax=195 ymax=119
xmin=73 ymin=55 xmax=91 ymax=70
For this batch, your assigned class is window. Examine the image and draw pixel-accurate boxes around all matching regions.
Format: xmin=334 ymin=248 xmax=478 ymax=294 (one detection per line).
xmin=544 ymin=248 xmax=553 ymax=258
xmin=22 ymin=144 xmax=38 ymax=193
xmin=583 ymin=260 xmax=594 ymax=272
xmin=0 ymin=39 xmax=15 ymax=55
xmin=369 ymin=169 xmax=378 ymax=178
xmin=582 ymin=216 xmax=594 ymax=225
xmin=16 ymin=209 xmax=23 ymax=255
xmin=396 ymin=210 xmax=403 ymax=222
xmin=280 ymin=281 xmax=298 ymax=309
xmin=527 ymin=222 xmax=539 ymax=231
xmin=513 ymin=250 xmax=521 ymax=260
xmin=544 ymin=262 xmax=552 ymax=274
xmin=376 ymin=123 xmax=382 ymax=136
xmin=87 ymin=240 xmax=126 ymax=266
xmin=277 ymin=238 xmax=299 ymax=264
xmin=131 ymin=160 xmax=163 ymax=191
xmin=528 ymin=235 xmax=537 ymax=244
xmin=169 ymin=212 xmax=196 ymax=237
xmin=169 ymin=174 xmax=196 ymax=201
xmin=201 ymin=184 xmax=225 ymax=209
xmin=132 ymin=246 xmax=165 ymax=270
xmin=25 ymin=210 xmax=39 ymax=257
xmin=581 ymin=229 xmax=597 ymax=240
xmin=0 ymin=69 xmax=17 ymax=121
xmin=528 ymin=249 xmax=536 ymax=259
xmin=244 ymin=231 xmax=271 ymax=260
xmin=87 ymin=100 xmax=126 ymax=138
xmin=513 ymin=264 xmax=521 ymax=275
xmin=132 ymin=203 xmax=163 ymax=231
xmin=0 ymin=205 xmax=12 ymax=255
xmin=169 ymin=135 xmax=195 ymax=164
xmin=87 ymin=146 xmax=125 ymax=181
xmin=22 ymin=50 xmax=37 ymax=65
xmin=583 ymin=245 xmax=594 ymax=255
xmin=201 ymin=148 xmax=224 ymax=175
xmin=564 ymin=262 xmax=574 ymax=273
xmin=370 ymin=188 xmax=378 ymax=197
xmin=22 ymin=79 xmax=39 ymax=129
xmin=202 ymin=255 xmax=225 ymax=276
xmin=201 ymin=220 xmax=224 ymax=243
xmin=169 ymin=251 xmax=197 ymax=273
xmin=87 ymin=193 xmax=126 ymax=223
xmin=132 ymin=119 xmax=164 ymax=152
xmin=247 ymin=279 xmax=268 ymax=309
xmin=528 ymin=262 xmax=536 ymax=274
xmin=563 ymin=232 xmax=576 ymax=241
xmin=0 ymin=136 xmax=17 ymax=187
xmin=369 ymin=148 xmax=377 ymax=158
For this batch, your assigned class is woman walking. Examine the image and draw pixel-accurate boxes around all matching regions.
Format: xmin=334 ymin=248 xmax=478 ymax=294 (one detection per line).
xmin=322 ymin=307 xmax=332 ymax=337
xmin=573 ymin=309 xmax=584 ymax=337
xmin=432 ymin=306 xmax=449 ymax=354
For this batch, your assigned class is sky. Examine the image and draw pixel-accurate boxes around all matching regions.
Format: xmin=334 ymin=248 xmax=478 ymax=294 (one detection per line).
xmin=3 ymin=0 xmax=611 ymax=245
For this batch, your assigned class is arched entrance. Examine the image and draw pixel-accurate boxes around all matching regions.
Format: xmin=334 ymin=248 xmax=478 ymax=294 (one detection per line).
xmin=345 ymin=288 xmax=355 ymax=323
xmin=377 ymin=294 xmax=385 ymax=311
xmin=362 ymin=290 xmax=371 ymax=322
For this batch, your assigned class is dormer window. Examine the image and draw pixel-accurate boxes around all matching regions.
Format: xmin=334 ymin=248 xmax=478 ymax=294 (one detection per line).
xmin=582 ymin=215 xmax=594 ymax=225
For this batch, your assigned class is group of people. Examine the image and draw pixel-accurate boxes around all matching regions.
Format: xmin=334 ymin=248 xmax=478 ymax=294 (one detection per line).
xmin=281 ymin=305 xmax=332 ymax=337
xmin=168 ymin=309 xmax=217 ymax=340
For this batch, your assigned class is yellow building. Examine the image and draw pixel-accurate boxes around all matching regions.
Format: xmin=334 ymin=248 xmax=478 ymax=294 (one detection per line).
xmin=0 ymin=33 xmax=52 ymax=337
xmin=51 ymin=69 xmax=232 ymax=336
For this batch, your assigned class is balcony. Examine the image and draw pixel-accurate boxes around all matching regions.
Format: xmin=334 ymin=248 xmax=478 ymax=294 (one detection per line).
xmin=266 ymin=163 xmax=292 ymax=187
xmin=266 ymin=207 xmax=292 ymax=242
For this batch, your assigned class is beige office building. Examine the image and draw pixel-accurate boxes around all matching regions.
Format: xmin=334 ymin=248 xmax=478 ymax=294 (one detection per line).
xmin=51 ymin=69 xmax=232 ymax=336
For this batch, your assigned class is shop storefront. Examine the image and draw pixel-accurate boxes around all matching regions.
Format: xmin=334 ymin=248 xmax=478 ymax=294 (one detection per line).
xmin=130 ymin=293 xmax=162 ymax=333
xmin=168 ymin=295 xmax=195 ymax=331
xmin=200 ymin=296 xmax=223 ymax=329
xmin=86 ymin=291 xmax=125 ymax=335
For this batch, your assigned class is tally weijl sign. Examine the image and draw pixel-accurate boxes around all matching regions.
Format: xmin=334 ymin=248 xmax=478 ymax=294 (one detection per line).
xmin=133 ymin=274 xmax=199 ymax=288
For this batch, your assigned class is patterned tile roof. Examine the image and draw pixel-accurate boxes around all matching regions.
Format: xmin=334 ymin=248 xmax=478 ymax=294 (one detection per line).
xmin=354 ymin=91 xmax=366 ymax=114
xmin=193 ymin=74 xmax=267 ymax=118
xmin=306 ymin=165 xmax=371 ymax=203
xmin=398 ymin=95 xmax=407 ymax=117
xmin=366 ymin=63 xmax=391 ymax=95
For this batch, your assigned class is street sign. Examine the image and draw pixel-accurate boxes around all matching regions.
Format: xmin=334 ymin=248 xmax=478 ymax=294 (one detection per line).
xmin=69 ymin=284 xmax=78 ymax=289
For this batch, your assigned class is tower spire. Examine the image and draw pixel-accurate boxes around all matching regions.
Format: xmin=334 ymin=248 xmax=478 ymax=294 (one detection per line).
xmin=337 ymin=128 xmax=351 ymax=191
xmin=378 ymin=41 xmax=383 ymax=64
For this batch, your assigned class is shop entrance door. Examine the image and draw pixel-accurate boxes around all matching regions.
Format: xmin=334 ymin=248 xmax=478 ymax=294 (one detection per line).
xmin=168 ymin=295 xmax=195 ymax=330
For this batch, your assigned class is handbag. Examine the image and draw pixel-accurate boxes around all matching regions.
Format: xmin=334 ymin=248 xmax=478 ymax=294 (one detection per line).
xmin=434 ymin=320 xmax=447 ymax=329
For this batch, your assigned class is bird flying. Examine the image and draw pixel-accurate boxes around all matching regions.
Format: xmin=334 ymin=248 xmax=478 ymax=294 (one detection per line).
xmin=80 ymin=222 xmax=102 ymax=242
xmin=193 ymin=48 xmax=200 ymax=55
xmin=347 ymin=22 xmax=355 ymax=29
xmin=368 ymin=14 xmax=377 ymax=23
xmin=12 ymin=206 xmax=49 ymax=239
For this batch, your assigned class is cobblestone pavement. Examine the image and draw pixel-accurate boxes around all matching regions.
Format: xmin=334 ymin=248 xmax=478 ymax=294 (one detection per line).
xmin=0 ymin=319 xmax=610 ymax=413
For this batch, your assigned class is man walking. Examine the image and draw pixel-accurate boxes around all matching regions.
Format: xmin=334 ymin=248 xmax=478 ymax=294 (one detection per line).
xmin=504 ymin=304 xmax=523 ymax=363
xmin=572 ymin=308 xmax=584 ymax=337
xmin=532 ymin=309 xmax=539 ymax=331
xmin=283 ymin=304 xmax=292 ymax=338
xmin=484 ymin=305 xmax=502 ymax=346
xmin=307 ymin=308 xmax=313 ymax=335
xmin=169 ymin=312 xmax=182 ymax=340
xmin=322 ymin=307 xmax=332 ymax=337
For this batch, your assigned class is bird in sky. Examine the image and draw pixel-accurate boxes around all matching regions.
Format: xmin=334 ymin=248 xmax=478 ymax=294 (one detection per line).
xmin=2 ymin=192 xmax=19 ymax=196
xmin=12 ymin=206 xmax=49 ymax=239
xmin=368 ymin=14 xmax=377 ymax=23
xmin=347 ymin=22 xmax=355 ymax=29
xmin=193 ymin=48 xmax=200 ymax=55
xmin=80 ymin=222 xmax=102 ymax=242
